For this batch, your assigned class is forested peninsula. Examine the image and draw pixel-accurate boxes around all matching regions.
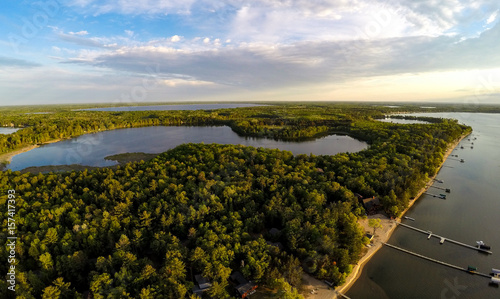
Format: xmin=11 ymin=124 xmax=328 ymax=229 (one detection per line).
xmin=0 ymin=104 xmax=471 ymax=298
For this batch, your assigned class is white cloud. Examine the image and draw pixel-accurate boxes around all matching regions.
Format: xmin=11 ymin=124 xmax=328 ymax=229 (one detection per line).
xmin=125 ymin=30 xmax=134 ymax=37
xmin=62 ymin=21 xmax=500 ymax=91
xmin=203 ymin=37 xmax=210 ymax=43
xmin=69 ymin=30 xmax=89 ymax=36
xmin=162 ymin=79 xmax=215 ymax=87
xmin=62 ymin=1 xmax=500 ymax=41
xmin=171 ymin=35 xmax=181 ymax=42
xmin=64 ymin=0 xmax=196 ymax=15
xmin=487 ymin=10 xmax=498 ymax=24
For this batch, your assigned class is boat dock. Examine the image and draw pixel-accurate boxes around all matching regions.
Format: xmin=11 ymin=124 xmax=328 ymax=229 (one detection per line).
xmin=383 ymin=243 xmax=492 ymax=278
xmin=396 ymin=222 xmax=493 ymax=254
xmin=423 ymin=192 xmax=446 ymax=199
xmin=429 ymin=185 xmax=451 ymax=192
xmin=335 ymin=291 xmax=351 ymax=299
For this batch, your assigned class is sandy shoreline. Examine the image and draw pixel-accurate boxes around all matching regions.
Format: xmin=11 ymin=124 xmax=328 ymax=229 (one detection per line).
xmin=0 ymin=139 xmax=63 ymax=170
xmin=332 ymin=132 xmax=470 ymax=297
xmin=0 ymin=145 xmax=39 ymax=166
xmin=300 ymin=132 xmax=470 ymax=299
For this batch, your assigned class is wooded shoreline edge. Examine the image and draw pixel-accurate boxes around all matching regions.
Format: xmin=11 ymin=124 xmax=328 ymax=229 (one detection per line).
xmin=334 ymin=132 xmax=470 ymax=298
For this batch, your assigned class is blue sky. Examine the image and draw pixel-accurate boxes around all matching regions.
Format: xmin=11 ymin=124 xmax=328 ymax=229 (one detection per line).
xmin=1 ymin=0 xmax=500 ymax=105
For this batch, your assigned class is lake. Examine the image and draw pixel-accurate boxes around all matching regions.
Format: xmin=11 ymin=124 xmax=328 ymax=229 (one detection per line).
xmin=347 ymin=113 xmax=500 ymax=299
xmin=79 ymin=103 xmax=265 ymax=112
xmin=6 ymin=126 xmax=368 ymax=171
xmin=0 ymin=128 xmax=21 ymax=134
xmin=378 ymin=118 xmax=430 ymax=125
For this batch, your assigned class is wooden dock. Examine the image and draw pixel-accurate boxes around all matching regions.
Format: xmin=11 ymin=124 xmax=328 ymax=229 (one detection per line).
xmin=335 ymin=292 xmax=351 ymax=299
xmin=423 ymin=192 xmax=446 ymax=199
xmin=429 ymin=185 xmax=450 ymax=192
xmin=396 ymin=222 xmax=493 ymax=254
xmin=383 ymin=243 xmax=492 ymax=278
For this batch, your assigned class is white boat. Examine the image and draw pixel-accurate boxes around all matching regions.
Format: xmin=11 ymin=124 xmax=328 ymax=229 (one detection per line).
xmin=491 ymin=277 xmax=500 ymax=285
xmin=476 ymin=241 xmax=491 ymax=250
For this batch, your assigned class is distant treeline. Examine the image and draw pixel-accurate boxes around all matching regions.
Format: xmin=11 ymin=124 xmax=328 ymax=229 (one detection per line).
xmin=0 ymin=103 xmax=488 ymax=153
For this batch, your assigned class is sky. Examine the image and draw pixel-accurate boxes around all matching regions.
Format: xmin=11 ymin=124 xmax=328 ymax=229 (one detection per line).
xmin=1 ymin=0 xmax=500 ymax=106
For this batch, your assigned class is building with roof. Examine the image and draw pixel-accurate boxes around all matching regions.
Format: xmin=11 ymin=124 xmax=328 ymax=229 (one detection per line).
xmin=229 ymin=271 xmax=258 ymax=298
xmin=362 ymin=196 xmax=382 ymax=215
xmin=192 ymin=274 xmax=212 ymax=297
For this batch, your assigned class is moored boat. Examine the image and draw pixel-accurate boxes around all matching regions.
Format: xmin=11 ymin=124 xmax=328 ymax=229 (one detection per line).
xmin=476 ymin=241 xmax=491 ymax=250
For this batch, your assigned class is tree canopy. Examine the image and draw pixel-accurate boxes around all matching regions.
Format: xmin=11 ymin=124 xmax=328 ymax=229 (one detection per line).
xmin=0 ymin=103 xmax=471 ymax=298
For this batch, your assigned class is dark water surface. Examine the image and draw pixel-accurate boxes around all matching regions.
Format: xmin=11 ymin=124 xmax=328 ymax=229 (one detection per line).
xmin=347 ymin=113 xmax=500 ymax=299
xmin=7 ymin=126 xmax=368 ymax=171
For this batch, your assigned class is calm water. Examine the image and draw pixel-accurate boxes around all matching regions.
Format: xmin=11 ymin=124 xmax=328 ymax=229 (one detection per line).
xmin=347 ymin=113 xmax=500 ymax=299
xmin=80 ymin=103 xmax=265 ymax=112
xmin=378 ymin=118 xmax=430 ymax=125
xmin=6 ymin=126 xmax=368 ymax=171
xmin=0 ymin=128 xmax=21 ymax=134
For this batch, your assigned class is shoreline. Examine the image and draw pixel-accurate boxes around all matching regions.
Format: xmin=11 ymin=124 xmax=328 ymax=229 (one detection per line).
xmin=0 ymin=139 xmax=63 ymax=170
xmin=0 ymin=145 xmax=39 ymax=168
xmin=333 ymin=132 xmax=470 ymax=298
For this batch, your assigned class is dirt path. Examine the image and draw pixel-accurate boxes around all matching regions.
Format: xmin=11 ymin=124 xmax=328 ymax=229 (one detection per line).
xmin=301 ymin=273 xmax=337 ymax=299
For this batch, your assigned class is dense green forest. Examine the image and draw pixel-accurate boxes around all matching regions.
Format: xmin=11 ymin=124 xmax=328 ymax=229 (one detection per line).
xmin=0 ymin=104 xmax=472 ymax=298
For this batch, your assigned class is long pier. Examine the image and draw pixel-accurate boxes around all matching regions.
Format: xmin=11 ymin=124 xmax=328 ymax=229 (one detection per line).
xmin=429 ymin=185 xmax=450 ymax=192
xmin=396 ymin=222 xmax=493 ymax=254
xmin=423 ymin=192 xmax=445 ymax=199
xmin=335 ymin=292 xmax=351 ymax=299
xmin=383 ymin=243 xmax=492 ymax=278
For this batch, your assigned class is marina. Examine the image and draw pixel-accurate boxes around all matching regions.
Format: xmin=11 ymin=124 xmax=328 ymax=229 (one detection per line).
xmin=347 ymin=103 xmax=500 ymax=298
